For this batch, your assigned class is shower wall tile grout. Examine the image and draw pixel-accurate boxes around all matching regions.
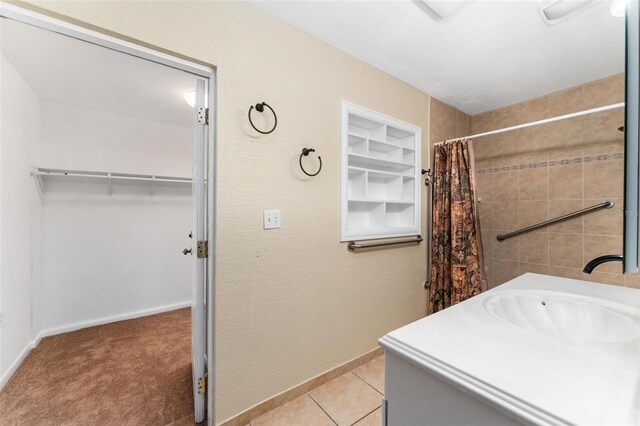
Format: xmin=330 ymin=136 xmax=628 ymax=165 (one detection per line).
xmin=431 ymin=74 xmax=640 ymax=291
xmin=468 ymin=73 xmax=638 ymax=289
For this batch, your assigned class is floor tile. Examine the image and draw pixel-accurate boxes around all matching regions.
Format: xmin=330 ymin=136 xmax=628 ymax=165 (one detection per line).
xmin=353 ymin=408 xmax=382 ymax=426
xmin=352 ymin=356 xmax=385 ymax=395
xmin=251 ymin=395 xmax=335 ymax=426
xmin=308 ymin=373 xmax=382 ymax=426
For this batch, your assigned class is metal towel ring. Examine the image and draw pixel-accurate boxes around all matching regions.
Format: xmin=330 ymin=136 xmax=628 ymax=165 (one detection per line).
xmin=248 ymin=102 xmax=277 ymax=134
xmin=299 ymin=148 xmax=322 ymax=177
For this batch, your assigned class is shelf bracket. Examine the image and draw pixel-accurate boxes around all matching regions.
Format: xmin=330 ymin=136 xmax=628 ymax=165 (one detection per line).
xmin=107 ymin=172 xmax=112 ymax=196
xmin=32 ymin=171 xmax=44 ymax=198
xmin=151 ymin=176 xmax=156 ymax=196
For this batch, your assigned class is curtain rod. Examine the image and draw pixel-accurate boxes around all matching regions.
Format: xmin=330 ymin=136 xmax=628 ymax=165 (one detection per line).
xmin=434 ymin=102 xmax=625 ymax=146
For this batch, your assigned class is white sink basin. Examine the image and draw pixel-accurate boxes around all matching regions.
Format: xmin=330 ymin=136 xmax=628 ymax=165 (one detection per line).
xmin=484 ymin=290 xmax=640 ymax=344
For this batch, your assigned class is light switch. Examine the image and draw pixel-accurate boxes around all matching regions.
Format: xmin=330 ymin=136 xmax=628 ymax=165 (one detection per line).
xmin=263 ymin=209 xmax=281 ymax=229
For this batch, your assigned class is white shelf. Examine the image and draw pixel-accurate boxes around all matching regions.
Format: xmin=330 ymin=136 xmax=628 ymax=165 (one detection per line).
xmin=348 ymin=154 xmax=414 ymax=172
xmin=348 ymin=166 xmax=405 ymax=178
xmin=348 ymin=199 xmax=414 ymax=205
xmin=341 ymin=102 xmax=421 ymax=241
xmin=347 ymin=226 xmax=419 ymax=239
xmin=348 ymin=134 xmax=368 ymax=155
xmin=31 ymin=167 xmax=191 ymax=196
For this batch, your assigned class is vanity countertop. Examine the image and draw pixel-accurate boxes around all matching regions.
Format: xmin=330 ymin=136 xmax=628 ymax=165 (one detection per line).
xmin=379 ymin=273 xmax=640 ymax=426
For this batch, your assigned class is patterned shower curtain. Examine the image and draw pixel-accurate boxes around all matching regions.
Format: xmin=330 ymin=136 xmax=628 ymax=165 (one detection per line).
xmin=430 ymin=139 xmax=487 ymax=314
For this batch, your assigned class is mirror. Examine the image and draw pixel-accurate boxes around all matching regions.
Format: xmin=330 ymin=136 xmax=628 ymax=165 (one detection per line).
xmin=624 ymin=1 xmax=640 ymax=273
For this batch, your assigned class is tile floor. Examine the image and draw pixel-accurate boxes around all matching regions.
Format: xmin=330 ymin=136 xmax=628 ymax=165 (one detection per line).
xmin=250 ymin=355 xmax=385 ymax=426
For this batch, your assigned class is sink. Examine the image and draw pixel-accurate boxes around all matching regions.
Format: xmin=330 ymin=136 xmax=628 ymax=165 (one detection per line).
xmin=484 ymin=290 xmax=640 ymax=343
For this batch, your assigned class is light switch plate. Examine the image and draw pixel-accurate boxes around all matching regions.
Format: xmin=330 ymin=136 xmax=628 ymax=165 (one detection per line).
xmin=263 ymin=209 xmax=281 ymax=229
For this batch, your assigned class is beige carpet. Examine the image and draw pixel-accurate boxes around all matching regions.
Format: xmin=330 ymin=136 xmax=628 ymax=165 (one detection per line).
xmin=0 ymin=308 xmax=196 ymax=426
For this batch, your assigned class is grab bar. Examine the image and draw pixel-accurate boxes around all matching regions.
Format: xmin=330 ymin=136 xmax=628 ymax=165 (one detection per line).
xmin=422 ymin=168 xmax=433 ymax=289
xmin=348 ymin=235 xmax=423 ymax=252
xmin=496 ymin=200 xmax=614 ymax=241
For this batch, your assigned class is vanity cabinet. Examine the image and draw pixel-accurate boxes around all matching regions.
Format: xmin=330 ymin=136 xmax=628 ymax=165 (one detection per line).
xmin=384 ymin=351 xmax=522 ymax=426
xmin=379 ymin=274 xmax=639 ymax=426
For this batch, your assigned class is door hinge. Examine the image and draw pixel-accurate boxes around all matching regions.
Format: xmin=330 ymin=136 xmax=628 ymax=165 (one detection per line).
xmin=198 ymin=376 xmax=207 ymax=395
xmin=197 ymin=107 xmax=209 ymax=125
xmin=197 ymin=240 xmax=208 ymax=258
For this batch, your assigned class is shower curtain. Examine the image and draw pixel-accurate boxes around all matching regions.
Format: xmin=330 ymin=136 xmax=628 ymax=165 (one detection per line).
xmin=430 ymin=139 xmax=487 ymax=313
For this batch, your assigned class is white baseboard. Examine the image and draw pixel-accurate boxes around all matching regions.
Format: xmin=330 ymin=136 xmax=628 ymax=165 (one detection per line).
xmin=0 ymin=301 xmax=192 ymax=392
xmin=0 ymin=339 xmax=36 ymax=391
xmin=34 ymin=301 xmax=193 ymax=344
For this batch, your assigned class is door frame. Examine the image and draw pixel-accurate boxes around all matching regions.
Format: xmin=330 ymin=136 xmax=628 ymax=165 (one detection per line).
xmin=0 ymin=3 xmax=217 ymax=424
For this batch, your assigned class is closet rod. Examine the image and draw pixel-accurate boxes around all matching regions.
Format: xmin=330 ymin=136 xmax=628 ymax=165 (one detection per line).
xmin=32 ymin=169 xmax=191 ymax=184
xmin=434 ymin=102 xmax=625 ymax=146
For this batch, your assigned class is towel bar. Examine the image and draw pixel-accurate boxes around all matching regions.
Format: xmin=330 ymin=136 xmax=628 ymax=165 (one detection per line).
xmin=348 ymin=235 xmax=423 ymax=252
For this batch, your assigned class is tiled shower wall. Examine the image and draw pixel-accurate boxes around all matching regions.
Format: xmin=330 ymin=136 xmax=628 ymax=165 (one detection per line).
xmin=472 ymin=74 xmax=640 ymax=289
xmin=429 ymin=98 xmax=471 ymax=148
xmin=429 ymin=75 xmax=640 ymax=291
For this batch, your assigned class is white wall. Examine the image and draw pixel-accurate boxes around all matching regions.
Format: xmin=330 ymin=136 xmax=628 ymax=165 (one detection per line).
xmin=37 ymin=100 xmax=194 ymax=332
xmin=0 ymin=61 xmax=195 ymax=387
xmin=0 ymin=55 xmax=42 ymax=386
xmin=38 ymin=101 xmax=193 ymax=176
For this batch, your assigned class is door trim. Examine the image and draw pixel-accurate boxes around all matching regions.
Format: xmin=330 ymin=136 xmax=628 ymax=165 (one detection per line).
xmin=0 ymin=2 xmax=213 ymax=77
xmin=0 ymin=3 xmax=217 ymax=424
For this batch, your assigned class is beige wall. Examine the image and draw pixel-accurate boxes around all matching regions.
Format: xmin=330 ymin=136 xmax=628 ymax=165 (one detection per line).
xmin=14 ymin=1 xmax=431 ymax=422
xmin=429 ymin=97 xmax=471 ymax=148
xmin=471 ymin=74 xmax=640 ymax=290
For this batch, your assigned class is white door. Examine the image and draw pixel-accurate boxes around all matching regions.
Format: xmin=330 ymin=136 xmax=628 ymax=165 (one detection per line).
xmin=192 ymin=78 xmax=207 ymax=423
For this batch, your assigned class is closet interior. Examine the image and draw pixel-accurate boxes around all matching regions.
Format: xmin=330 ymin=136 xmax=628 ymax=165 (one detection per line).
xmin=1 ymin=17 xmax=204 ymax=422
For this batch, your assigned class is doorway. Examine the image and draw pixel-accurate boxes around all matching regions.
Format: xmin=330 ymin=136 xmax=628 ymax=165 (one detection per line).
xmin=0 ymin=5 xmax=215 ymax=425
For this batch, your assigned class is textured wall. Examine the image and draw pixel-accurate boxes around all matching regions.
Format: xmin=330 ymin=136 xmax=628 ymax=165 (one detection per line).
xmin=429 ymin=98 xmax=471 ymax=147
xmin=471 ymin=74 xmax=640 ymax=290
xmin=15 ymin=1 xmax=431 ymax=422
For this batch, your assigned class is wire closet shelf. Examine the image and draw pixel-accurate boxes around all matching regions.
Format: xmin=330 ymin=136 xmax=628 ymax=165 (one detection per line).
xmin=31 ymin=167 xmax=192 ymax=196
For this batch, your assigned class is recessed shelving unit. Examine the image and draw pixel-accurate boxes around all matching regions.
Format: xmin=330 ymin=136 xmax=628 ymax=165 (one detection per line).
xmin=341 ymin=101 xmax=421 ymax=241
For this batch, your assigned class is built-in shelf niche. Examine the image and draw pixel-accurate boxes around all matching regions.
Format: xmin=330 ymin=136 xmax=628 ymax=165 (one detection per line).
xmin=341 ymin=101 xmax=421 ymax=241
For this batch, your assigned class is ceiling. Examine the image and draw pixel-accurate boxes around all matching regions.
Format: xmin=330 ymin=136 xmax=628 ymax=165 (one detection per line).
xmin=1 ymin=17 xmax=200 ymax=128
xmin=247 ymin=0 xmax=625 ymax=115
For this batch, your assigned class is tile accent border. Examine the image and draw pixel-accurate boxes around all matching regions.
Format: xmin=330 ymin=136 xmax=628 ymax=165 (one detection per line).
xmin=477 ymin=152 xmax=623 ymax=174
xmin=219 ymin=346 xmax=385 ymax=426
